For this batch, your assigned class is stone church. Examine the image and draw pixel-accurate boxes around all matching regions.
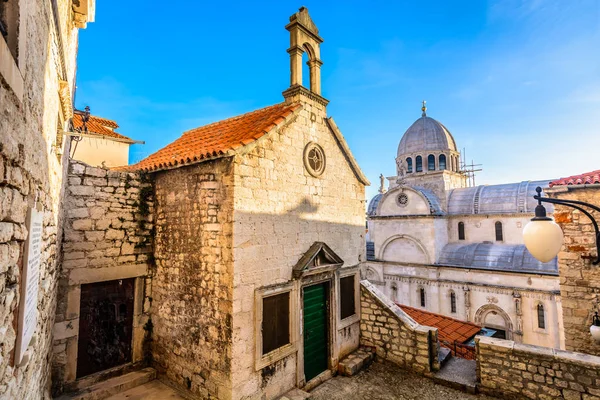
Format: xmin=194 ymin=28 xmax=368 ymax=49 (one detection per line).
xmin=365 ymin=103 xmax=564 ymax=349
xmin=109 ymin=7 xmax=367 ymax=399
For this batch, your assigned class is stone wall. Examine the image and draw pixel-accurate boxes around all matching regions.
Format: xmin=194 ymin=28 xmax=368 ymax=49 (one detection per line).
xmin=476 ymin=336 xmax=600 ymax=400
xmin=547 ymin=185 xmax=600 ymax=356
xmin=0 ymin=0 xmax=87 ymax=398
xmin=359 ymin=280 xmax=438 ymax=374
xmin=52 ymin=160 xmax=154 ymax=394
xmin=151 ymin=158 xmax=234 ymax=399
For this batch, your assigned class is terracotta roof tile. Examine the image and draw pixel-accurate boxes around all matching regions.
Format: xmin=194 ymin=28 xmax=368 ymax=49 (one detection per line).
xmin=126 ymin=102 xmax=302 ymax=172
xmin=550 ymin=170 xmax=600 ymax=187
xmin=73 ymin=112 xmax=134 ymax=143
xmin=397 ymin=304 xmax=481 ymax=344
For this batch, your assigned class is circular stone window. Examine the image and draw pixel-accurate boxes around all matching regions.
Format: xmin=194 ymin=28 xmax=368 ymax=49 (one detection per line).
xmin=303 ymin=142 xmax=326 ymax=177
xmin=396 ymin=193 xmax=409 ymax=207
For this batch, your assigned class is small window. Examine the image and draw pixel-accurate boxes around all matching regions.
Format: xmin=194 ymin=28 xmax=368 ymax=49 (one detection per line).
xmin=537 ymin=304 xmax=545 ymax=329
xmin=340 ymin=275 xmax=356 ymax=320
xmin=416 ymin=156 xmax=423 ymax=172
xmin=439 ymin=154 xmax=446 ymax=170
xmin=262 ymin=292 xmax=290 ymax=355
xmin=0 ymin=0 xmax=19 ymax=61
xmin=419 ymin=287 xmax=426 ymax=307
xmin=458 ymin=222 xmax=465 ymax=241
xmin=428 ymin=154 xmax=435 ymax=171
xmin=495 ymin=221 xmax=503 ymax=241
xmin=406 ymin=157 xmax=413 ymax=173
xmin=450 ymin=291 xmax=456 ymax=313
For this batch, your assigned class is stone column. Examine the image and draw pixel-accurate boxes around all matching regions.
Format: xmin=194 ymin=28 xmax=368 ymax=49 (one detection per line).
xmin=464 ymin=287 xmax=471 ymax=321
xmin=308 ymin=59 xmax=323 ymax=95
xmin=513 ymin=292 xmax=523 ymax=343
xmin=287 ymin=46 xmax=304 ymax=87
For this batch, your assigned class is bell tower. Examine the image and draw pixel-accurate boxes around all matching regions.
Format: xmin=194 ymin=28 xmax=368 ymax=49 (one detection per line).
xmin=283 ymin=7 xmax=329 ymax=108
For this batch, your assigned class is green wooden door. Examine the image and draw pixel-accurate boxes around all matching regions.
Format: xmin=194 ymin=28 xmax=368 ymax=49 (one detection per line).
xmin=303 ymin=283 xmax=328 ymax=382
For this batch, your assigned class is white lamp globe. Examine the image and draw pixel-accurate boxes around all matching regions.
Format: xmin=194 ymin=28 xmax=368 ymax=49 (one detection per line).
xmin=591 ymin=324 xmax=600 ymax=343
xmin=592 ymin=313 xmax=600 ymax=343
xmin=523 ymin=219 xmax=564 ymax=263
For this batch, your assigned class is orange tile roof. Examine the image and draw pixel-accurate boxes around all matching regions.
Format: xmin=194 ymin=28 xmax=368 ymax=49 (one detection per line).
xmin=550 ymin=170 xmax=600 ymax=187
xmin=397 ymin=304 xmax=481 ymax=344
xmin=127 ymin=102 xmax=302 ymax=172
xmin=73 ymin=112 xmax=134 ymax=143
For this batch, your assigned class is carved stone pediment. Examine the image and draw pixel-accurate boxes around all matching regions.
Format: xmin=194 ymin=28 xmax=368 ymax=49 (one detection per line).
xmin=292 ymin=242 xmax=343 ymax=279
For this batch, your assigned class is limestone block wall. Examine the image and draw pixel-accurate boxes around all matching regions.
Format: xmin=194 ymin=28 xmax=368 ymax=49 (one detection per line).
xmin=547 ymin=186 xmax=600 ymax=356
xmin=52 ymin=160 xmax=154 ymax=394
xmin=359 ymin=281 xmax=438 ymax=374
xmin=151 ymin=159 xmax=234 ymax=399
xmin=476 ymin=336 xmax=600 ymax=400
xmin=230 ymin=96 xmax=366 ymax=399
xmin=0 ymin=0 xmax=84 ymax=398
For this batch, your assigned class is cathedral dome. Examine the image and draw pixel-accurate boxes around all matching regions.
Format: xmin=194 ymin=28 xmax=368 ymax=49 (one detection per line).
xmin=397 ymin=107 xmax=457 ymax=158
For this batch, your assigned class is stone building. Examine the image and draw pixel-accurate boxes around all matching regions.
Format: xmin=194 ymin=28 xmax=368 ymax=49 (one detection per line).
xmin=546 ymin=170 xmax=600 ymax=356
xmin=365 ymin=104 xmax=564 ymax=349
xmin=106 ymin=7 xmax=368 ymax=399
xmin=0 ymin=0 xmax=94 ymax=398
xmin=70 ymin=110 xmax=141 ymax=167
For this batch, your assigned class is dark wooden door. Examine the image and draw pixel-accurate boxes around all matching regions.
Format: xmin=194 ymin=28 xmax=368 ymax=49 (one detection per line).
xmin=303 ymin=283 xmax=329 ymax=382
xmin=77 ymin=278 xmax=135 ymax=378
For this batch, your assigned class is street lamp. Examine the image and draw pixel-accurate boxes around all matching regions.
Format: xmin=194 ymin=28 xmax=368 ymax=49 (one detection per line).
xmin=523 ymin=186 xmax=600 ymax=343
xmin=523 ymin=187 xmax=599 ymax=265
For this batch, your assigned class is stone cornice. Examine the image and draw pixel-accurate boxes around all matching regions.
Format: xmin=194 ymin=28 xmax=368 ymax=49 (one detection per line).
xmin=382 ymin=273 xmax=560 ymax=299
xmin=282 ymin=85 xmax=329 ymax=107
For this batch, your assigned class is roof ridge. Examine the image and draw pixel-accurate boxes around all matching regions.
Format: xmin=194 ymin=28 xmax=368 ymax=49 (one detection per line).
xmin=182 ymin=102 xmax=295 ymax=136
xmin=398 ymin=304 xmax=481 ymax=328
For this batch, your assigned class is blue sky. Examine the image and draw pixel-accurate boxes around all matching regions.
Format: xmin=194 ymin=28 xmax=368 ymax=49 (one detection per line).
xmin=75 ymin=0 xmax=600 ymax=202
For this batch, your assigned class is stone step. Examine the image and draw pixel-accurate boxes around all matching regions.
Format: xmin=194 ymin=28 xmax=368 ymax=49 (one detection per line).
xmin=338 ymin=346 xmax=375 ymax=377
xmin=277 ymin=387 xmax=312 ymax=400
xmin=432 ymin=357 xmax=478 ymax=394
xmin=55 ymin=368 xmax=157 ymax=400
xmin=438 ymin=347 xmax=452 ymax=367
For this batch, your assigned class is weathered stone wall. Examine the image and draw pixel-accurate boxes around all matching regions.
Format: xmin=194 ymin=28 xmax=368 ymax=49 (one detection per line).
xmin=0 ymin=0 xmax=86 ymax=398
xmin=547 ymin=185 xmax=600 ymax=356
xmin=230 ymin=94 xmax=366 ymax=399
xmin=151 ymin=158 xmax=234 ymax=399
xmin=359 ymin=281 xmax=438 ymax=374
xmin=52 ymin=160 xmax=154 ymax=394
xmin=477 ymin=336 xmax=600 ymax=400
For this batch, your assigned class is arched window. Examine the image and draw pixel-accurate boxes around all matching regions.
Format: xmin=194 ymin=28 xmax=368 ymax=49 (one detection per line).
xmin=495 ymin=221 xmax=503 ymax=241
xmin=406 ymin=157 xmax=413 ymax=173
xmin=537 ymin=304 xmax=545 ymax=329
xmin=439 ymin=154 xmax=446 ymax=170
xmin=427 ymin=154 xmax=435 ymax=171
xmin=450 ymin=291 xmax=457 ymax=313
xmin=416 ymin=156 xmax=423 ymax=172
xmin=458 ymin=222 xmax=465 ymax=240
xmin=419 ymin=287 xmax=426 ymax=307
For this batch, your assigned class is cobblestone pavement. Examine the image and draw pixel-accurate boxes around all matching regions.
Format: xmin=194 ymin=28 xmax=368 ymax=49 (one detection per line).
xmin=310 ymin=361 xmax=498 ymax=400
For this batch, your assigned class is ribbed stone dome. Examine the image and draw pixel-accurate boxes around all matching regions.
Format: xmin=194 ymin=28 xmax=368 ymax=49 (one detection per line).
xmin=397 ymin=116 xmax=457 ymax=157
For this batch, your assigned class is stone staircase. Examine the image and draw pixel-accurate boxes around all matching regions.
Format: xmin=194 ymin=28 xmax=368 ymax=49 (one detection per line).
xmin=337 ymin=346 xmax=375 ymax=377
xmin=56 ymin=368 xmax=157 ymax=400
xmin=432 ymin=357 xmax=478 ymax=394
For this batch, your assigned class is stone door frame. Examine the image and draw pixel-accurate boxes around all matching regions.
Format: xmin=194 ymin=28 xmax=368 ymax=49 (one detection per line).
xmin=53 ymin=268 xmax=148 ymax=390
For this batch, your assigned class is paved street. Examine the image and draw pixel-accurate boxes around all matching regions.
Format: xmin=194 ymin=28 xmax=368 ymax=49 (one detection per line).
xmin=310 ymin=361 xmax=497 ymax=400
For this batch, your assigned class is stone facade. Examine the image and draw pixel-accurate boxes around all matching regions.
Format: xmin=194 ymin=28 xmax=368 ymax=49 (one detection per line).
xmin=51 ymin=160 xmax=154 ymax=394
xmin=547 ymin=185 xmax=600 ymax=356
xmin=477 ymin=336 xmax=600 ymax=400
xmin=0 ymin=0 xmax=92 ymax=398
xmin=359 ymin=281 xmax=438 ymax=374
xmin=230 ymin=92 xmax=366 ymax=399
xmin=151 ymin=159 xmax=234 ymax=399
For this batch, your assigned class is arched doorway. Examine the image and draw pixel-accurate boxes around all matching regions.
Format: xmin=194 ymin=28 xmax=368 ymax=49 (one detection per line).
xmin=474 ymin=304 xmax=513 ymax=340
